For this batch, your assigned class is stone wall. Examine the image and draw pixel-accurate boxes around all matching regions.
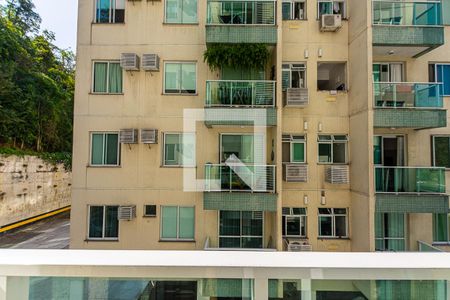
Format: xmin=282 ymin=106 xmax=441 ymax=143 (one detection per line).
xmin=0 ymin=155 xmax=71 ymax=227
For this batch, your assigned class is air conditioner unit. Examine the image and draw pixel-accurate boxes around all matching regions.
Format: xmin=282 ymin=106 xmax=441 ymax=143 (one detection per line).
xmin=120 ymin=53 xmax=140 ymax=71
xmin=118 ymin=205 xmax=136 ymax=220
xmin=119 ymin=129 xmax=139 ymax=144
xmin=142 ymin=54 xmax=160 ymax=71
xmin=285 ymin=239 xmax=312 ymax=252
xmin=140 ymin=129 xmax=158 ymax=144
xmin=285 ymin=88 xmax=309 ymax=107
xmin=325 ymin=165 xmax=349 ymax=184
xmin=320 ymin=14 xmax=342 ymax=32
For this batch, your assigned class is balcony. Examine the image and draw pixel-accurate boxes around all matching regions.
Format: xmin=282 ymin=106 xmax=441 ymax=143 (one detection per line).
xmin=375 ymin=166 xmax=448 ymax=214
xmin=204 ymin=80 xmax=277 ymax=127
xmin=372 ymin=1 xmax=444 ymax=57
xmin=206 ymin=0 xmax=277 ymax=44
xmin=203 ymin=164 xmax=277 ymax=212
xmin=373 ymin=82 xmax=447 ymax=129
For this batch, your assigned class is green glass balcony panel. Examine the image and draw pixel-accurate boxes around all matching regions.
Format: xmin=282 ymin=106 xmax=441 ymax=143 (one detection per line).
xmin=376 ymin=194 xmax=449 ymax=214
xmin=375 ymin=167 xmax=446 ymax=194
xmin=374 ymin=108 xmax=447 ymax=129
xmin=204 ymin=107 xmax=277 ymax=126
xmin=205 ymin=164 xmax=276 ymax=193
xmin=206 ymin=80 xmax=275 ymax=107
xmin=206 ymin=26 xmax=277 ymax=44
xmin=207 ymin=1 xmax=275 ymax=25
xmin=203 ymin=192 xmax=277 ymax=211
xmin=202 ymin=279 xmax=253 ymax=298
xmin=373 ymin=82 xmax=443 ymax=108
xmin=372 ymin=1 xmax=442 ymax=26
xmin=372 ymin=26 xmax=444 ymax=47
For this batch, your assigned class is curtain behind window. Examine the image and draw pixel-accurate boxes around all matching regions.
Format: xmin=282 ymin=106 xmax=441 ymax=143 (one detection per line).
xmin=94 ymin=62 xmax=108 ymax=93
xmin=108 ymin=63 xmax=122 ymax=93
xmin=104 ymin=206 xmax=119 ymax=238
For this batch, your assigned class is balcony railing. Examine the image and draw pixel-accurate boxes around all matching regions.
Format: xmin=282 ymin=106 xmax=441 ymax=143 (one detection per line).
xmin=206 ymin=0 xmax=276 ymax=25
xmin=373 ymin=82 xmax=443 ymax=108
xmin=205 ymin=164 xmax=276 ymax=193
xmin=206 ymin=80 xmax=275 ymax=107
xmin=372 ymin=1 xmax=442 ymax=26
xmin=418 ymin=240 xmax=443 ymax=252
xmin=375 ymin=166 xmax=446 ymax=194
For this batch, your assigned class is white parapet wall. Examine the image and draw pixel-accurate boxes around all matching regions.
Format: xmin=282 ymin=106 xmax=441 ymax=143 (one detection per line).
xmin=0 ymin=155 xmax=71 ymax=227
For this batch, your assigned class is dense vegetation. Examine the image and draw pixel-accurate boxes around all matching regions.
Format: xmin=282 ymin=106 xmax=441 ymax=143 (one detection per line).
xmin=0 ymin=0 xmax=74 ymax=164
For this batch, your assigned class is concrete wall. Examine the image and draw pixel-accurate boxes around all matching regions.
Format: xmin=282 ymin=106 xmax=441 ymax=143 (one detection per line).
xmin=0 ymin=155 xmax=71 ymax=227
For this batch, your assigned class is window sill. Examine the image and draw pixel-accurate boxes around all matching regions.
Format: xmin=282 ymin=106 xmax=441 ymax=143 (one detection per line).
xmin=283 ymin=19 xmax=308 ymax=22
xmin=162 ymin=93 xmax=198 ymax=96
xmin=85 ymin=238 xmax=119 ymax=242
xmin=159 ymin=239 xmax=196 ymax=243
xmin=143 ymin=215 xmax=157 ymax=218
xmin=317 ymin=163 xmax=349 ymax=165
xmin=89 ymin=92 xmax=124 ymax=96
xmin=163 ymin=22 xmax=199 ymax=26
xmin=160 ymin=165 xmax=197 ymax=168
xmin=91 ymin=22 xmax=125 ymax=25
xmin=318 ymin=237 xmax=350 ymax=240
xmin=87 ymin=165 xmax=121 ymax=168
xmin=317 ymin=90 xmax=348 ymax=94
xmin=432 ymin=242 xmax=450 ymax=245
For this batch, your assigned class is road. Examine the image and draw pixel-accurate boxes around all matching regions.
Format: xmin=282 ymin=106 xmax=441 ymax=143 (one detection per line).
xmin=0 ymin=211 xmax=70 ymax=249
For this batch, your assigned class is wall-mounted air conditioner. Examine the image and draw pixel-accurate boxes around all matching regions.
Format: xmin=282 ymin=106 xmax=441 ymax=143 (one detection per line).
xmin=320 ymin=14 xmax=342 ymax=32
xmin=325 ymin=165 xmax=349 ymax=184
xmin=118 ymin=205 xmax=136 ymax=220
xmin=142 ymin=54 xmax=160 ymax=71
xmin=119 ymin=129 xmax=139 ymax=144
xmin=140 ymin=129 xmax=158 ymax=144
xmin=120 ymin=53 xmax=140 ymax=71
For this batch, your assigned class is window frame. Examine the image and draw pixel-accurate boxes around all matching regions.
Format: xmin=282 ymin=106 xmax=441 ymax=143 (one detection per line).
xmin=317 ymin=0 xmax=346 ymax=19
xmin=282 ymin=63 xmax=307 ymax=91
xmin=317 ymin=62 xmax=347 ymax=91
xmin=432 ymin=135 xmax=450 ymax=169
xmin=164 ymin=0 xmax=198 ymax=24
xmin=317 ymin=135 xmax=348 ymax=164
xmin=91 ymin=60 xmax=123 ymax=94
xmin=87 ymin=205 xmax=119 ymax=240
xmin=160 ymin=205 xmax=195 ymax=241
xmin=282 ymin=0 xmax=307 ymax=20
xmin=433 ymin=213 xmax=450 ymax=244
xmin=318 ymin=208 xmax=348 ymax=238
xmin=143 ymin=205 xmax=157 ymax=217
xmin=162 ymin=132 xmax=196 ymax=167
xmin=89 ymin=131 xmax=121 ymax=167
xmin=219 ymin=133 xmax=266 ymax=164
xmin=163 ymin=62 xmax=198 ymax=95
xmin=282 ymin=207 xmax=307 ymax=238
xmin=94 ymin=0 xmax=126 ymax=23
xmin=375 ymin=212 xmax=406 ymax=251
xmin=282 ymin=134 xmax=307 ymax=163
xmin=433 ymin=63 xmax=450 ymax=96
xmin=218 ymin=210 xmax=264 ymax=248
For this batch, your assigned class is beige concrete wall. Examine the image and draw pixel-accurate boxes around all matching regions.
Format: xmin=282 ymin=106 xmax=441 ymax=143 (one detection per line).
xmin=0 ymin=155 xmax=71 ymax=227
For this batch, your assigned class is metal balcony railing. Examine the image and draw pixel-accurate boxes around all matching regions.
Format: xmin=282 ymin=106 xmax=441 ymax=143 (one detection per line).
xmin=418 ymin=240 xmax=443 ymax=252
xmin=205 ymin=164 xmax=276 ymax=193
xmin=206 ymin=0 xmax=276 ymax=25
xmin=372 ymin=1 xmax=442 ymax=26
xmin=375 ymin=166 xmax=446 ymax=194
xmin=373 ymin=82 xmax=443 ymax=108
xmin=205 ymin=80 xmax=275 ymax=107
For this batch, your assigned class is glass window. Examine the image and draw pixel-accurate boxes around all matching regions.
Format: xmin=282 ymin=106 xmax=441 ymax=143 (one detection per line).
xmin=161 ymin=206 xmax=195 ymax=240
xmin=164 ymin=62 xmax=197 ymax=94
xmin=282 ymin=135 xmax=306 ymax=163
xmin=165 ymin=0 xmax=197 ymax=23
xmin=432 ymin=136 xmax=450 ymax=168
xmin=375 ymin=213 xmax=406 ymax=251
xmin=88 ymin=205 xmax=119 ymax=239
xmin=430 ymin=64 xmax=450 ymax=96
xmin=282 ymin=63 xmax=307 ymax=91
xmin=282 ymin=207 xmax=307 ymax=237
xmin=95 ymin=0 xmax=125 ymax=23
xmin=318 ymin=135 xmax=348 ymax=164
xmin=282 ymin=0 xmax=306 ymax=20
xmin=163 ymin=133 xmax=196 ymax=166
xmin=221 ymin=134 xmax=265 ymax=164
xmin=433 ymin=213 xmax=449 ymax=243
xmin=318 ymin=0 xmax=345 ymax=18
xmin=318 ymin=208 xmax=348 ymax=238
xmin=90 ymin=133 xmax=120 ymax=166
xmin=219 ymin=211 xmax=263 ymax=248
xmin=93 ymin=61 xmax=123 ymax=94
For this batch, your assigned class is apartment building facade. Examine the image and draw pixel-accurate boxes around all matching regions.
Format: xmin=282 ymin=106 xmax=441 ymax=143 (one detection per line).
xmin=71 ymin=0 xmax=450 ymax=254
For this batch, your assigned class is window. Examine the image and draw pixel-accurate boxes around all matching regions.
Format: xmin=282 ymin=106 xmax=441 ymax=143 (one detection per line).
xmin=220 ymin=134 xmax=265 ymax=164
xmin=161 ymin=206 xmax=195 ymax=240
xmin=144 ymin=205 xmax=157 ymax=217
xmin=282 ymin=63 xmax=307 ymax=91
xmin=375 ymin=213 xmax=406 ymax=251
xmin=219 ymin=211 xmax=263 ymax=248
xmin=317 ymin=62 xmax=346 ymax=91
xmin=429 ymin=63 xmax=450 ymax=96
xmin=318 ymin=208 xmax=347 ymax=238
xmin=163 ymin=133 xmax=196 ymax=166
xmin=432 ymin=136 xmax=450 ymax=168
xmin=92 ymin=61 xmax=123 ymax=94
xmin=165 ymin=0 xmax=197 ymax=23
xmin=282 ymin=135 xmax=306 ymax=163
xmin=282 ymin=207 xmax=307 ymax=237
xmin=433 ymin=213 xmax=450 ymax=243
xmin=164 ymin=62 xmax=197 ymax=94
xmin=318 ymin=135 xmax=348 ymax=164
xmin=318 ymin=0 xmax=345 ymax=18
xmin=373 ymin=63 xmax=404 ymax=82
xmin=282 ymin=0 xmax=306 ymax=20
xmin=88 ymin=205 xmax=119 ymax=239
xmin=90 ymin=132 xmax=120 ymax=166
xmin=95 ymin=0 xmax=125 ymax=23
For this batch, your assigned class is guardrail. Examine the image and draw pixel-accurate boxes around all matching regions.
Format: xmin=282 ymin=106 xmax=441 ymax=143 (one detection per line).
xmin=206 ymin=0 xmax=276 ymax=25
xmin=373 ymin=82 xmax=443 ymax=108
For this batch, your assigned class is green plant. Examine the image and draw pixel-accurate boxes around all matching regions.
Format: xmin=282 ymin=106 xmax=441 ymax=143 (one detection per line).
xmin=203 ymin=44 xmax=270 ymax=71
xmin=0 ymin=147 xmax=72 ymax=171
